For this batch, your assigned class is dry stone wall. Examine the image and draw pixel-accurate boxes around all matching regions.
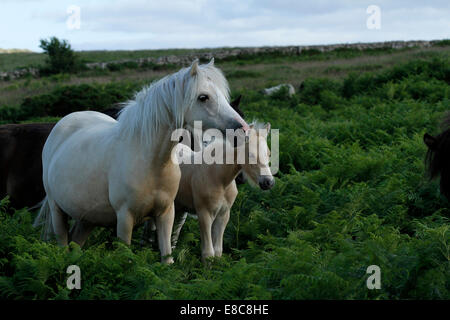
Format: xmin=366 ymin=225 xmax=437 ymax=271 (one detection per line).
xmin=0 ymin=40 xmax=441 ymax=80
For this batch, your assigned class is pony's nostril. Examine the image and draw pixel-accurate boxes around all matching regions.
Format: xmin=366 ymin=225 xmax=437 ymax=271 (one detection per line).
xmin=232 ymin=121 xmax=243 ymax=131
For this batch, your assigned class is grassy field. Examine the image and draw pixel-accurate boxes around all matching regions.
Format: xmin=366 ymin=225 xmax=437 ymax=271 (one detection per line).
xmin=0 ymin=48 xmax=220 ymax=72
xmin=1 ymin=46 xmax=447 ymax=108
xmin=0 ymin=44 xmax=449 ymax=299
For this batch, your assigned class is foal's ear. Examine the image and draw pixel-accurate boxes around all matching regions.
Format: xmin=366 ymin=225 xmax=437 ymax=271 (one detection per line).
xmin=424 ymin=133 xmax=437 ymax=149
xmin=208 ymin=57 xmax=215 ymax=66
xmin=190 ymin=59 xmax=199 ymax=76
xmin=260 ymin=122 xmax=271 ymax=137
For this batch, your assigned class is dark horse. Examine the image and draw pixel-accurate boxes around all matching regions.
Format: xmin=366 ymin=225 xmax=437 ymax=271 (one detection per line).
xmin=424 ymin=113 xmax=450 ymax=200
xmin=0 ymin=107 xmax=122 ymax=209
xmin=0 ymin=98 xmax=245 ymax=209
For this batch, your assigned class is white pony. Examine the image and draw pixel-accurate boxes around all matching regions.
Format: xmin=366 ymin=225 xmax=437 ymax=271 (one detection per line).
xmin=34 ymin=59 xmax=248 ymax=263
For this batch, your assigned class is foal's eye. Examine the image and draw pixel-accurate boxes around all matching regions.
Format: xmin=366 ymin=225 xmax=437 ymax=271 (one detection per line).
xmin=198 ymin=94 xmax=209 ymax=102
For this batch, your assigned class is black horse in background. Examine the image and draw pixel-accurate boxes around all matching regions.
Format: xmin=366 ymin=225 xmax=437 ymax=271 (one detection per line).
xmin=0 ymin=106 xmax=122 ymax=209
xmin=424 ymin=112 xmax=450 ymax=200
xmin=0 ymin=97 xmax=245 ymax=210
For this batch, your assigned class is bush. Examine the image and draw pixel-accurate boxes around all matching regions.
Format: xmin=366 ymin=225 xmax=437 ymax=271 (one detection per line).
xmin=0 ymin=105 xmax=24 ymax=124
xmin=20 ymin=82 xmax=140 ymax=119
xmin=39 ymin=37 xmax=80 ymax=75
xmin=342 ymin=58 xmax=450 ymax=99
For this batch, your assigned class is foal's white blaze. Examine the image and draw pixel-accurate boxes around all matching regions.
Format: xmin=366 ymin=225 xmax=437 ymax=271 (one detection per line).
xmin=37 ymin=60 xmax=247 ymax=263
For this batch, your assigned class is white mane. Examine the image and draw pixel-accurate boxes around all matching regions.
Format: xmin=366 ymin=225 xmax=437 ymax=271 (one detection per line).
xmin=117 ymin=62 xmax=230 ymax=145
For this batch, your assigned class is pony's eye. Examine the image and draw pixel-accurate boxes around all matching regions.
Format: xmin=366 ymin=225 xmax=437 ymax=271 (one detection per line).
xmin=198 ymin=94 xmax=209 ymax=102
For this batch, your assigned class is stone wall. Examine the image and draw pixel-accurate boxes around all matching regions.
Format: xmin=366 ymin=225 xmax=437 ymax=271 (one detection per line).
xmin=0 ymin=40 xmax=442 ymax=81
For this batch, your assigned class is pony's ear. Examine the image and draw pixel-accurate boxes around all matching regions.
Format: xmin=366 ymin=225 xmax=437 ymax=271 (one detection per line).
xmin=265 ymin=122 xmax=271 ymax=132
xmin=208 ymin=57 xmax=215 ymax=66
xmin=230 ymin=95 xmax=244 ymax=118
xmin=424 ymin=133 xmax=437 ymax=149
xmin=190 ymin=59 xmax=199 ymax=76
xmin=230 ymin=95 xmax=241 ymax=108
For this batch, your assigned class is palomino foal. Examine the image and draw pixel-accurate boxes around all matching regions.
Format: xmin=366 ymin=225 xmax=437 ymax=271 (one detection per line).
xmin=146 ymin=121 xmax=275 ymax=261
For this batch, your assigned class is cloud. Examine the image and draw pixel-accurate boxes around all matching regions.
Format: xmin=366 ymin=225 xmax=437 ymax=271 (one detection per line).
xmin=2 ymin=0 xmax=449 ymax=51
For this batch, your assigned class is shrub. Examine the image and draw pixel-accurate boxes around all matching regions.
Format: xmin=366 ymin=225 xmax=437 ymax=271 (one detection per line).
xmin=39 ymin=37 xmax=80 ymax=75
xmin=0 ymin=105 xmax=24 ymax=124
xmin=20 ymin=82 xmax=140 ymax=119
xmin=342 ymin=57 xmax=450 ymax=99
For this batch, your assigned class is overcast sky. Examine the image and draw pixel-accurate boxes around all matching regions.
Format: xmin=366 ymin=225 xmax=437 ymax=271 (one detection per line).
xmin=1 ymin=0 xmax=449 ymax=52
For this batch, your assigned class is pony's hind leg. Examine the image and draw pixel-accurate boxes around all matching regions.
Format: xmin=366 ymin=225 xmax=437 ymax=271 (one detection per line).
xmin=48 ymin=198 xmax=69 ymax=246
xmin=197 ymin=209 xmax=215 ymax=261
xmin=155 ymin=204 xmax=175 ymax=264
xmin=212 ymin=209 xmax=230 ymax=257
xmin=69 ymin=220 xmax=95 ymax=247
xmin=171 ymin=211 xmax=188 ymax=249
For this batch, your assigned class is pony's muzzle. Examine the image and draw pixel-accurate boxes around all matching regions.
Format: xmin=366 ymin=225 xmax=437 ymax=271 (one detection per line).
xmin=226 ymin=118 xmax=248 ymax=132
xmin=259 ymin=176 xmax=275 ymax=190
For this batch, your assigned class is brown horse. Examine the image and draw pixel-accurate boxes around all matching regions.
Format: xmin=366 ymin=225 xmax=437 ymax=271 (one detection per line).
xmin=0 ymin=123 xmax=54 ymax=208
xmin=0 ymin=107 xmax=122 ymax=209
xmin=424 ymin=112 xmax=450 ymax=200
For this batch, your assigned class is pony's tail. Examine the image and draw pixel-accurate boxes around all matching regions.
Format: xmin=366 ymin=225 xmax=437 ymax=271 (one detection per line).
xmin=28 ymin=198 xmax=45 ymax=211
xmin=32 ymin=197 xmax=53 ymax=241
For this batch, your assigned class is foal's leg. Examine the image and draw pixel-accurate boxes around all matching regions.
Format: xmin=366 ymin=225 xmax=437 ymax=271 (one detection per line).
xmin=69 ymin=220 xmax=95 ymax=247
xmin=48 ymin=198 xmax=69 ymax=246
xmin=116 ymin=208 xmax=134 ymax=245
xmin=155 ymin=204 xmax=175 ymax=264
xmin=197 ymin=209 xmax=214 ymax=261
xmin=171 ymin=211 xmax=188 ymax=249
xmin=212 ymin=209 xmax=230 ymax=257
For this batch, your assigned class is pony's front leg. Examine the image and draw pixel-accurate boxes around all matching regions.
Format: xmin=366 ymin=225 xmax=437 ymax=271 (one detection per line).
xmin=197 ymin=209 xmax=215 ymax=261
xmin=116 ymin=208 xmax=134 ymax=245
xmin=171 ymin=211 xmax=188 ymax=249
xmin=155 ymin=204 xmax=175 ymax=264
xmin=212 ymin=209 xmax=230 ymax=257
